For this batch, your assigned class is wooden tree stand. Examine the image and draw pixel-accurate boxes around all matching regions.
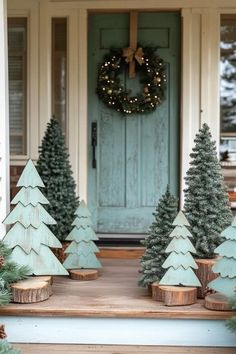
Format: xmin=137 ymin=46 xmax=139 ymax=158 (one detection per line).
xmin=205 ymin=293 xmax=231 ymax=311
xmin=69 ymin=269 xmax=99 ymax=281
xmin=151 ymin=283 xmax=164 ymax=301
xmin=33 ymin=276 xmax=53 ymax=296
xmin=195 ymin=258 xmax=218 ymax=298
xmin=159 ymin=285 xmax=197 ymax=306
xmin=11 ymin=277 xmax=52 ymax=303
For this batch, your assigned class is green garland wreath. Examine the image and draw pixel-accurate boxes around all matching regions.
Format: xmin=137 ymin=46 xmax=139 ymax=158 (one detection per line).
xmin=96 ymin=47 xmax=166 ymax=115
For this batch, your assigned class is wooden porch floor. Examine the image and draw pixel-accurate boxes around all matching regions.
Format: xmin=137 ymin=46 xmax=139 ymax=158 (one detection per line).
xmin=14 ymin=343 xmax=236 ymax=354
xmin=0 ymin=258 xmax=235 ymax=320
xmin=2 ymin=259 xmax=236 ymax=348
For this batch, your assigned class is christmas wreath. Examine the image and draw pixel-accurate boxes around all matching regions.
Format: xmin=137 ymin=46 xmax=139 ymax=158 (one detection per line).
xmin=96 ymin=46 xmax=166 ymax=115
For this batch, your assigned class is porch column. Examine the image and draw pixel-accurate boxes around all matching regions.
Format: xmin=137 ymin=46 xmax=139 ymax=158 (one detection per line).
xmin=0 ymin=0 xmax=10 ymax=239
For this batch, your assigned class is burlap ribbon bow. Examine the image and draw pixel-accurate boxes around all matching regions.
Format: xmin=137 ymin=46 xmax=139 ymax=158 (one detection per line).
xmin=122 ymin=47 xmax=144 ymax=78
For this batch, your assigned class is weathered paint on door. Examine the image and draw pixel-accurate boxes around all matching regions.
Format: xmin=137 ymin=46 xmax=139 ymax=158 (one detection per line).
xmin=88 ymin=13 xmax=180 ymax=234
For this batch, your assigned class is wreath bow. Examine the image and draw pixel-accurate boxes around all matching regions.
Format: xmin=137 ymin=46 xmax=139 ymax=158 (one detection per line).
xmin=122 ymin=47 xmax=144 ymax=78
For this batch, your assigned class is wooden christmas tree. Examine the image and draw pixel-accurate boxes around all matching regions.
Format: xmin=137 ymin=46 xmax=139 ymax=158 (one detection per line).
xmin=3 ymin=160 xmax=68 ymax=276
xmin=205 ymin=216 xmax=236 ymax=310
xmin=158 ymin=211 xmax=201 ymax=306
xmin=63 ymin=200 xmax=101 ymax=280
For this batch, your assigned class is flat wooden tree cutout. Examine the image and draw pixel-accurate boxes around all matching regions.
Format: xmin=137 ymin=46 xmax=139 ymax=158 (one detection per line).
xmin=63 ymin=201 xmax=101 ymax=279
xmin=3 ymin=160 xmax=68 ymax=276
xmin=158 ymin=211 xmax=200 ymax=306
xmin=206 ymin=216 xmax=236 ymax=310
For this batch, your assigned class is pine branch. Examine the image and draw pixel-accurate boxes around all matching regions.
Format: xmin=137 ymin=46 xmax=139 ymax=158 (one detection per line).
xmin=0 ymin=340 xmax=21 ymax=354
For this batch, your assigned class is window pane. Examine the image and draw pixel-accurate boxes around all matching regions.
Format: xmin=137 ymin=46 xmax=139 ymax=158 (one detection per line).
xmin=8 ymin=18 xmax=27 ymax=155
xmin=51 ymin=18 xmax=67 ymax=135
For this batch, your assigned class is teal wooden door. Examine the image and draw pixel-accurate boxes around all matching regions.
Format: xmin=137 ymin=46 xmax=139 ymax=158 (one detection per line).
xmin=88 ymin=13 xmax=180 ymax=234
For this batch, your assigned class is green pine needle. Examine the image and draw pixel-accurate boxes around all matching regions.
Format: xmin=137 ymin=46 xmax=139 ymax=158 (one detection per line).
xmin=0 ymin=340 xmax=21 ymax=354
xmin=0 ymin=289 xmax=11 ymax=306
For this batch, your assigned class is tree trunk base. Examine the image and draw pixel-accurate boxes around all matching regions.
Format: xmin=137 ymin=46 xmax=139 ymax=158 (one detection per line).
xmin=11 ymin=278 xmax=51 ymax=303
xmin=151 ymin=283 xmax=164 ymax=301
xmin=205 ymin=293 xmax=231 ymax=311
xmin=159 ymin=285 xmax=197 ymax=306
xmin=32 ymin=276 xmax=53 ymax=295
xmin=195 ymin=258 xmax=218 ymax=299
xmin=69 ymin=269 xmax=99 ymax=281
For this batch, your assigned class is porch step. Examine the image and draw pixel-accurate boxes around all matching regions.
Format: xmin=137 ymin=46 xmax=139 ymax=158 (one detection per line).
xmin=14 ymin=344 xmax=236 ymax=354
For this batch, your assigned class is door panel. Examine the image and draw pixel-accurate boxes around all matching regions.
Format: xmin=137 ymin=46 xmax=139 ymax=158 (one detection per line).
xmin=88 ymin=13 xmax=180 ymax=234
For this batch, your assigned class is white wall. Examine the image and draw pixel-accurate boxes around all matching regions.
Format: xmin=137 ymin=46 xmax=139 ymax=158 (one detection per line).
xmin=0 ymin=0 xmax=9 ymax=238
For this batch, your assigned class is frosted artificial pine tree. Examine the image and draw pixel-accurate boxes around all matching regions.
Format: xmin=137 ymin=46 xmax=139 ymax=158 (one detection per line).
xmin=208 ymin=216 xmax=236 ymax=298
xmin=159 ymin=211 xmax=201 ymax=287
xmin=184 ymin=123 xmax=232 ymax=258
xmin=37 ymin=117 xmax=79 ymax=241
xmin=63 ymin=201 xmax=102 ymax=269
xmin=139 ymin=185 xmax=178 ymax=287
xmin=3 ymin=160 xmax=68 ymax=275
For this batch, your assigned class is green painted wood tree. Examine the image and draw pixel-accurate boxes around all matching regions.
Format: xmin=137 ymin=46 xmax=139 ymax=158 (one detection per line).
xmin=139 ymin=185 xmax=178 ymax=287
xmin=37 ymin=117 xmax=79 ymax=241
xmin=184 ymin=123 xmax=232 ymax=258
xmin=3 ymin=160 xmax=68 ymax=275
xmin=159 ymin=211 xmax=201 ymax=287
xmin=63 ymin=200 xmax=102 ymax=269
xmin=226 ymin=296 xmax=236 ymax=333
xmin=208 ymin=216 xmax=236 ymax=298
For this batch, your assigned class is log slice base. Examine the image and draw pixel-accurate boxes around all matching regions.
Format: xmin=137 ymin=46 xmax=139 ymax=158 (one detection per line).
xmin=195 ymin=258 xmax=218 ymax=299
xmin=159 ymin=285 xmax=197 ymax=306
xmin=11 ymin=279 xmax=51 ymax=303
xmin=69 ymin=269 xmax=99 ymax=281
xmin=151 ymin=283 xmax=165 ymax=301
xmin=205 ymin=293 xmax=231 ymax=311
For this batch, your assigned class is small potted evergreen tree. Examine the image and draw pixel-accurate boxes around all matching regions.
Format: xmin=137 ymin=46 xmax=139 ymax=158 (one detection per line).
xmin=184 ymin=123 xmax=232 ymax=298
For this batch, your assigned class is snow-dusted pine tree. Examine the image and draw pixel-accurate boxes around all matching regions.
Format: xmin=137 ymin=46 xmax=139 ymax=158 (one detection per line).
xmin=139 ymin=185 xmax=178 ymax=287
xmin=37 ymin=117 xmax=79 ymax=241
xmin=184 ymin=123 xmax=232 ymax=258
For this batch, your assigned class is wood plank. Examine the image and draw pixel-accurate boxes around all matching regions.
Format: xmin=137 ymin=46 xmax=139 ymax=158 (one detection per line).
xmin=69 ymin=269 xmax=98 ymax=280
xmin=98 ymin=247 xmax=144 ymax=259
xmin=0 ymin=259 xmax=235 ymax=320
xmin=14 ymin=344 xmax=236 ymax=354
xmin=205 ymin=293 xmax=231 ymax=311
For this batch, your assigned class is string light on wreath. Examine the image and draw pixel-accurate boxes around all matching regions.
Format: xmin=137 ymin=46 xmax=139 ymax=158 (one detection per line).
xmin=96 ymin=47 xmax=166 ymax=115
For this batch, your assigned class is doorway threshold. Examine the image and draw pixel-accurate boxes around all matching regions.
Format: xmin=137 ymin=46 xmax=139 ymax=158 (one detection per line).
xmin=96 ymin=234 xmax=146 ymax=247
